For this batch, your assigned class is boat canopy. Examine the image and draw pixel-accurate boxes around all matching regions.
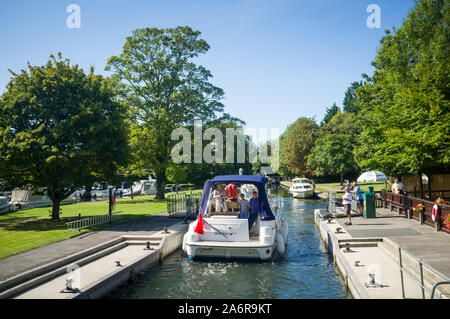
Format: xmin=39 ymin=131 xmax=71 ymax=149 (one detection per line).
xmin=200 ymin=175 xmax=275 ymax=221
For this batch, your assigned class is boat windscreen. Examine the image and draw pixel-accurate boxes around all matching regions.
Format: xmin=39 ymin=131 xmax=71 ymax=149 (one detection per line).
xmin=200 ymin=175 xmax=275 ymax=221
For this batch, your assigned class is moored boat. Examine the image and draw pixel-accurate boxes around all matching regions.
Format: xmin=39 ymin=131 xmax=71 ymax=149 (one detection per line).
xmin=288 ymin=178 xmax=314 ymax=198
xmin=0 ymin=196 xmax=13 ymax=214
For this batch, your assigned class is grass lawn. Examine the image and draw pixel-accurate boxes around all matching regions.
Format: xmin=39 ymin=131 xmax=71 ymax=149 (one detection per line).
xmin=315 ymin=181 xmax=389 ymax=193
xmin=0 ymin=190 xmax=202 ymax=260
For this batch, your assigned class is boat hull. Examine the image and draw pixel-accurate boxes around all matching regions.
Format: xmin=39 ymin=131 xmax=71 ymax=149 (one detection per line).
xmin=0 ymin=205 xmax=12 ymax=214
xmin=288 ymin=189 xmax=314 ymax=198
xmin=182 ymin=218 xmax=288 ymax=261
xmin=184 ymin=242 xmax=276 ymax=261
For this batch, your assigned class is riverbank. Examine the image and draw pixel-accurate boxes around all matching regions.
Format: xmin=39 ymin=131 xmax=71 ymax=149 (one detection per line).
xmin=315 ymin=207 xmax=450 ymax=299
xmin=0 ymin=191 xmax=201 ymax=259
xmin=0 ymin=213 xmax=188 ymax=299
xmin=281 ymin=180 xmax=386 ymax=193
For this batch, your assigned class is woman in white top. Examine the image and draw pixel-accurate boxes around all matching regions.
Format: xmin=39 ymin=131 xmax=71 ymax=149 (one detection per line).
xmin=341 ymin=187 xmax=353 ymax=225
xmin=391 ymin=178 xmax=404 ymax=194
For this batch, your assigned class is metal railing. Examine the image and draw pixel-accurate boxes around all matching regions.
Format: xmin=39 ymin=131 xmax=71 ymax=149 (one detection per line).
xmin=328 ymin=191 xmax=360 ymax=215
xmin=431 ymin=281 xmax=450 ymax=299
xmin=65 ymin=211 xmax=123 ymax=232
xmin=398 ymin=245 xmax=450 ymax=299
xmin=167 ymin=191 xmax=202 ymax=219
xmin=351 ymin=193 xmax=359 ymax=214
xmin=328 ymin=191 xmax=336 ymax=214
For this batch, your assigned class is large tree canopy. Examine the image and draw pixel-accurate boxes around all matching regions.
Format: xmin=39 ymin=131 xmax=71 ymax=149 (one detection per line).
xmin=106 ymin=26 xmax=233 ymax=199
xmin=355 ymin=0 xmax=450 ymax=177
xmin=0 ymin=54 xmax=129 ymax=219
xmin=308 ymin=111 xmax=360 ymax=181
xmin=283 ymin=117 xmax=319 ymax=177
xmin=308 ymin=134 xmax=359 ymax=183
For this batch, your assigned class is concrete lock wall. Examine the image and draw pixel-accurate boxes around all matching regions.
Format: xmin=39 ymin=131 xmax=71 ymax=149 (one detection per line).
xmin=73 ymin=223 xmax=189 ymax=299
xmin=314 ymin=209 xmax=450 ymax=299
xmin=0 ymin=222 xmax=189 ymax=299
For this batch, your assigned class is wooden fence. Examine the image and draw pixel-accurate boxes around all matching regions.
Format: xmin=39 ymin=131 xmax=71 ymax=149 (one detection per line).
xmin=382 ymin=191 xmax=450 ymax=234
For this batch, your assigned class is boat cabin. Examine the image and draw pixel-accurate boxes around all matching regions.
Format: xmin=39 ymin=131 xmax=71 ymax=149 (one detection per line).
xmin=201 ymin=175 xmax=275 ymax=221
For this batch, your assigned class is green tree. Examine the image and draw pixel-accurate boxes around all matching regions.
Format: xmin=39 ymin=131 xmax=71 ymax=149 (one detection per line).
xmin=277 ymin=122 xmax=296 ymax=177
xmin=319 ymin=111 xmax=358 ymax=138
xmin=320 ymin=102 xmax=340 ymax=126
xmin=308 ymin=134 xmax=359 ymax=183
xmin=283 ymin=118 xmax=319 ymax=177
xmin=0 ymin=54 xmax=129 ymax=220
xmin=355 ymin=0 xmax=450 ymax=177
xmin=343 ymin=81 xmax=363 ymax=114
xmin=106 ymin=26 xmax=230 ymax=199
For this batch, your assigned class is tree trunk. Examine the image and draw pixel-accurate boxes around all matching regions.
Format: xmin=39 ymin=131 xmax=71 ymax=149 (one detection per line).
xmin=155 ymin=169 xmax=167 ymax=200
xmin=340 ymin=172 xmax=344 ymax=184
xmin=130 ymin=184 xmax=134 ymax=200
xmin=51 ymin=200 xmax=61 ymax=220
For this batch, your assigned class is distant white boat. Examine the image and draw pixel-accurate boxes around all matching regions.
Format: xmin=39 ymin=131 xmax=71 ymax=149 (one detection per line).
xmin=90 ymin=189 xmax=110 ymax=198
xmin=288 ymin=178 xmax=314 ymax=198
xmin=10 ymin=188 xmax=79 ymax=209
xmin=0 ymin=196 xmax=13 ymax=214
xmin=123 ymin=178 xmax=157 ymax=197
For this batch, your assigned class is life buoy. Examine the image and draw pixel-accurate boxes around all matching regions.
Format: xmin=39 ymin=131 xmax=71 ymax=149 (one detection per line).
xmin=432 ymin=204 xmax=439 ymax=222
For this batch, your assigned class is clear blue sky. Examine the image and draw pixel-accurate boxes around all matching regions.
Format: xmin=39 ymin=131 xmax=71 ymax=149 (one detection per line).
xmin=0 ymin=0 xmax=415 ymax=135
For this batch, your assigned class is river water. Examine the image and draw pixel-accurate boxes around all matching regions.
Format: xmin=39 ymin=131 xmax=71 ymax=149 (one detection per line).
xmin=106 ymin=187 xmax=350 ymax=299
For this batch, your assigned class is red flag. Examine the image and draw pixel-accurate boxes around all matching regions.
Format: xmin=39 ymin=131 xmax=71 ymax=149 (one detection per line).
xmin=194 ymin=214 xmax=204 ymax=234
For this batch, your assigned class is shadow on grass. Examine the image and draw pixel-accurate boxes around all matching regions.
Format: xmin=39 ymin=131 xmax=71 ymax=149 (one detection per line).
xmin=1 ymin=216 xmax=84 ymax=232
xmin=1 ymin=213 xmax=172 ymax=233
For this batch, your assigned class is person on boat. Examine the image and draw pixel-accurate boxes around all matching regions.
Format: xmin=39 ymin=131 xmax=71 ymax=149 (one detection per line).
xmin=225 ymin=183 xmax=238 ymax=202
xmin=238 ymin=193 xmax=250 ymax=219
xmin=213 ymin=184 xmax=227 ymax=214
xmin=248 ymin=191 xmax=260 ymax=231
xmin=341 ymin=187 xmax=353 ymax=225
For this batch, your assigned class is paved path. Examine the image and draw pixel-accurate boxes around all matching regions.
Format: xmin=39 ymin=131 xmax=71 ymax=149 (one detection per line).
xmin=0 ymin=213 xmax=179 ymax=281
xmin=336 ymin=208 xmax=450 ymax=278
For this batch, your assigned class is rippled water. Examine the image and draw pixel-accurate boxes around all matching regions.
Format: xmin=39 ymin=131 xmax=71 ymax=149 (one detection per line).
xmin=106 ymin=187 xmax=350 ymax=299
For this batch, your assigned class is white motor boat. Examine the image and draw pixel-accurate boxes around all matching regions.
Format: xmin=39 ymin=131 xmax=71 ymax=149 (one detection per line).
xmin=0 ymin=196 xmax=13 ymax=214
xmin=288 ymin=178 xmax=314 ymax=198
xmin=123 ymin=178 xmax=157 ymax=197
xmin=140 ymin=179 xmax=157 ymax=195
xmin=182 ymin=175 xmax=288 ymax=261
xmin=10 ymin=188 xmax=79 ymax=209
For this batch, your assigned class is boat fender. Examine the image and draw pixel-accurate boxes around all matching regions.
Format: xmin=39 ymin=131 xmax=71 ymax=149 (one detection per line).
xmin=283 ymin=222 xmax=289 ymax=244
xmin=281 ymin=222 xmax=288 ymax=242
xmin=279 ymin=224 xmax=285 ymax=239
xmin=276 ymin=233 xmax=285 ymax=255
xmin=182 ymin=233 xmax=188 ymax=252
